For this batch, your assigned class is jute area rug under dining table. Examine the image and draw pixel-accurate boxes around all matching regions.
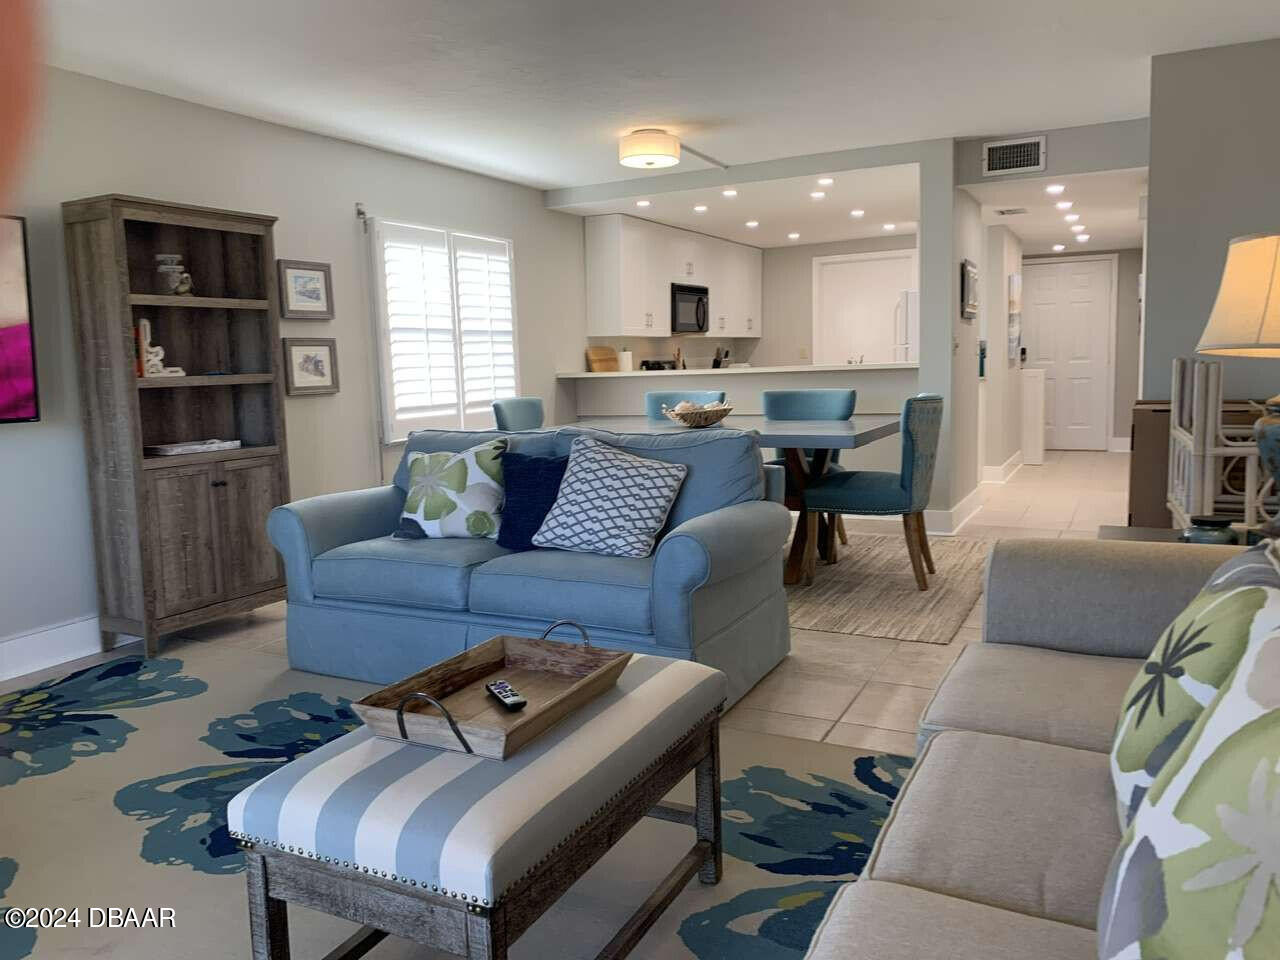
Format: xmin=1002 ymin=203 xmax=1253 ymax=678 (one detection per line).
xmin=786 ymin=532 xmax=991 ymax=644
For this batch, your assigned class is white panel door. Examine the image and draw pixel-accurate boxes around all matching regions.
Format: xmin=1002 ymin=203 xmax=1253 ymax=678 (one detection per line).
xmin=813 ymin=251 xmax=917 ymax=365
xmin=1022 ymin=259 xmax=1111 ymax=450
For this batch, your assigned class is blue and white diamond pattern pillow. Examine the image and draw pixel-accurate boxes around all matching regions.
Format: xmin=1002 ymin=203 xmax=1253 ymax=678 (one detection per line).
xmin=532 ymin=436 xmax=687 ymax=558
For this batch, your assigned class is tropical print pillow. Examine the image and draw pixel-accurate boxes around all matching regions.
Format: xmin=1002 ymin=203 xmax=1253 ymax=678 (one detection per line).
xmin=1097 ymin=588 xmax=1280 ymax=960
xmin=398 ymin=438 xmax=506 ymax=539
xmin=1111 ymin=542 xmax=1280 ymax=826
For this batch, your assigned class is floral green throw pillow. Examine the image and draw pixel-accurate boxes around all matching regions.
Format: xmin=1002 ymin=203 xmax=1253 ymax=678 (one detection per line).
xmin=398 ymin=439 xmax=505 ymax=539
xmin=1097 ymin=589 xmax=1280 ymax=959
xmin=1111 ymin=542 xmax=1280 ymax=826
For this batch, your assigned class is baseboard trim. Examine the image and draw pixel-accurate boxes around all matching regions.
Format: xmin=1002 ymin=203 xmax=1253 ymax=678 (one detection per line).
xmin=0 ymin=615 xmax=105 ymax=681
xmin=981 ymin=450 xmax=1023 ymax=484
xmin=1109 ymin=436 xmax=1131 ymax=453
xmin=924 ymin=486 xmax=984 ymax=536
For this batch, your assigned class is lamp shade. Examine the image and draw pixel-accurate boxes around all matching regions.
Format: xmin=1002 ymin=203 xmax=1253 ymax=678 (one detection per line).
xmin=618 ymin=129 xmax=680 ymax=169
xmin=1196 ymin=234 xmax=1280 ymax=356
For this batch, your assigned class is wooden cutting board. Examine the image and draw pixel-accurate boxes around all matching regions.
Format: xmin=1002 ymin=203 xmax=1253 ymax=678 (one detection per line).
xmin=586 ymin=345 xmax=619 ymax=372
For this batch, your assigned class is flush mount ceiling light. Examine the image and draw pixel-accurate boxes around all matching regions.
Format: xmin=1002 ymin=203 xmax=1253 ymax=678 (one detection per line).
xmin=817 ymin=177 xmax=834 ymax=186
xmin=1076 ymin=234 xmax=1091 ymax=243
xmin=849 ymin=209 xmax=865 ymax=218
xmin=1053 ymin=244 xmax=1066 ymax=252
xmin=618 ymin=128 xmax=681 ymax=168
xmin=745 ymin=220 xmax=759 ymax=228
xmin=635 ymin=199 xmax=651 ymax=208
xmin=722 ymin=189 xmax=738 ymax=197
xmin=787 ymin=232 xmax=800 ymax=240
xmin=1071 ymin=224 xmax=1086 ymax=233
xmin=1056 ymin=201 xmax=1074 ymax=210
xmin=693 ymin=204 xmax=707 ymax=213
xmin=883 ymin=223 xmax=896 ymax=231
xmin=1045 ymin=184 xmax=1066 ymax=195
xmin=1064 ymin=213 xmax=1079 ymax=223
xmin=810 ymin=191 xmax=826 ymax=199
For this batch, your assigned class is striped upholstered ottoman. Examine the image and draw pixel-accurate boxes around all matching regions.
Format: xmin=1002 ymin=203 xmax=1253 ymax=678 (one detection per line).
xmin=227 ymin=655 xmax=726 ymax=960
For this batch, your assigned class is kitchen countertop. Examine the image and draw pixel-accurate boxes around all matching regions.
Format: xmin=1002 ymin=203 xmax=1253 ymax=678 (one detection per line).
xmin=555 ymin=362 xmax=918 ymax=379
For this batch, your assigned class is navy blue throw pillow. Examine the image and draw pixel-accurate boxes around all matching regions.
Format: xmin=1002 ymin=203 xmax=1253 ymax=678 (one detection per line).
xmin=497 ymin=452 xmax=569 ymax=552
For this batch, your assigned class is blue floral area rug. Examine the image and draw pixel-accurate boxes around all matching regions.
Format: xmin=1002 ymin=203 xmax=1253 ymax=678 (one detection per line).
xmin=0 ymin=641 xmax=910 ymax=960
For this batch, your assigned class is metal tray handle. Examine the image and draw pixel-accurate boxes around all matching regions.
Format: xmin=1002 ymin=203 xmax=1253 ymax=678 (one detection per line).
xmin=396 ymin=692 xmax=473 ymax=754
xmin=539 ymin=619 xmax=591 ymax=647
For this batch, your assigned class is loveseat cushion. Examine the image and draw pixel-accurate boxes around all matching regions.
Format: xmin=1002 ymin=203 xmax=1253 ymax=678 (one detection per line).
xmin=804 ymin=880 xmax=1096 ymax=960
xmin=312 ymin=536 xmax=509 ymax=610
xmin=469 ymin=549 xmax=653 ymax=634
xmin=865 ymin=731 xmax=1121 ymax=929
xmin=921 ymin=643 xmax=1143 ymax=753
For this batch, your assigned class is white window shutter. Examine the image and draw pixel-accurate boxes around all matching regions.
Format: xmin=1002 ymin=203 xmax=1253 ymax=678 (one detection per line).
xmin=369 ymin=220 xmax=519 ymax=441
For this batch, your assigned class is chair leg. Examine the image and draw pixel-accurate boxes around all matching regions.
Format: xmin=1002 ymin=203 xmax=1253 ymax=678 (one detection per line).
xmin=836 ymin=515 xmax=848 ymax=545
xmin=914 ymin=512 xmax=936 ymax=574
xmin=902 ymin=514 xmax=929 ymax=591
xmin=823 ymin=513 xmax=839 ymax=564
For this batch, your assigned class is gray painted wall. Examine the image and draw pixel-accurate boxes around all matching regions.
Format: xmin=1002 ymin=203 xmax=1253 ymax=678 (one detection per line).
xmin=1144 ymin=38 xmax=1280 ymax=401
xmin=3 ymin=68 xmax=586 ymax=644
xmin=754 ymin=234 xmax=919 ymax=366
xmin=955 ymin=119 xmax=1149 ymax=187
xmin=983 ymin=226 xmax=1024 ymax=469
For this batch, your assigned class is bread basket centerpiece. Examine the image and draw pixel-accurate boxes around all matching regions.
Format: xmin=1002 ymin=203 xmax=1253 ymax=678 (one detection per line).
xmin=662 ymin=399 xmax=733 ymax=428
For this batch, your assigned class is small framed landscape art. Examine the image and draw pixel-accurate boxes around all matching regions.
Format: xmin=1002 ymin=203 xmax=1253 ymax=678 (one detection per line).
xmin=277 ymin=259 xmax=334 ymax=320
xmin=960 ymin=259 xmax=979 ymax=321
xmin=1 ymin=215 xmax=39 ymax=423
xmin=282 ymin=337 xmax=339 ymax=396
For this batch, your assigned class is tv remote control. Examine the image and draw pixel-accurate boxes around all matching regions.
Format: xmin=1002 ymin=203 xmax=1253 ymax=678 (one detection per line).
xmin=485 ymin=679 xmax=527 ymax=711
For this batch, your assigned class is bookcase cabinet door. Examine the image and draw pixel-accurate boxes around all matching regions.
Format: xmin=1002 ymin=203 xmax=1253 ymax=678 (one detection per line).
xmin=146 ymin=464 xmax=225 ymax=619
xmin=220 ymin=456 xmax=285 ymax=598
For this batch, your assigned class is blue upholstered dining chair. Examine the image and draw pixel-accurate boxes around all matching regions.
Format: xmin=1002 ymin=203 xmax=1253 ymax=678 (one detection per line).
xmin=492 ymin=396 xmax=544 ymax=431
xmin=803 ymin=393 xmax=944 ymax=591
xmin=644 ymin=390 xmax=726 ymax=420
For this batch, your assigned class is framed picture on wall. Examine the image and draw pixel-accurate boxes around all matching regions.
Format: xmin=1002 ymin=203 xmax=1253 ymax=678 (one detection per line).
xmin=1 ymin=215 xmax=39 ymax=423
xmin=1008 ymin=273 xmax=1023 ymax=360
xmin=277 ymin=259 xmax=334 ymax=320
xmin=283 ymin=337 xmax=339 ymax=396
xmin=960 ymin=259 xmax=979 ymax=321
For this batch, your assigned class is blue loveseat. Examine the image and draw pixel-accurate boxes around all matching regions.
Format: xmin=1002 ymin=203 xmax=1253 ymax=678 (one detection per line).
xmin=268 ymin=426 xmax=792 ymax=704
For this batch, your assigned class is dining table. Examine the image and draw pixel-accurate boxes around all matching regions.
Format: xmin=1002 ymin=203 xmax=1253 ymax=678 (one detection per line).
xmin=573 ymin=414 xmax=903 ymax=586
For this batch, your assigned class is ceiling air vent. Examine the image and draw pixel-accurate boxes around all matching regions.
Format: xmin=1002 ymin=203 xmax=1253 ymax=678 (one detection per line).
xmin=995 ymin=207 xmax=1029 ymax=217
xmin=982 ymin=136 xmax=1046 ymax=176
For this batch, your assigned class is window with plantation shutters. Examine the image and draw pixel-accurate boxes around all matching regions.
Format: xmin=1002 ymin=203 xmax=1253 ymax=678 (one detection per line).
xmin=369 ymin=219 xmax=518 ymax=440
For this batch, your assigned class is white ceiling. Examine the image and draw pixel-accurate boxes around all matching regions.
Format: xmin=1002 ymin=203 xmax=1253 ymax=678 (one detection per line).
xmin=965 ymin=169 xmax=1148 ymax=256
xmin=564 ymin=164 xmax=919 ymax=248
xmin=41 ymin=1 xmax=1280 ymax=190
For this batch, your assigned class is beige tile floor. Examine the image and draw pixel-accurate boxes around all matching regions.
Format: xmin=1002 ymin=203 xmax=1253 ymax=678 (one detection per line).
xmin=722 ymin=450 xmax=1130 ymax=755
xmin=5 ymin=451 xmax=1129 ymax=758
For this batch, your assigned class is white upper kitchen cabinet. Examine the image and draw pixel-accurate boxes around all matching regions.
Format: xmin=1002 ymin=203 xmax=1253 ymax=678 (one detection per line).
xmin=585 ymin=214 xmax=762 ymax=338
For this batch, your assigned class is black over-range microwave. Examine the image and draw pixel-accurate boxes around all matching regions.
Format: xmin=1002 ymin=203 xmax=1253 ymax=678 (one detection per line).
xmin=671 ymin=283 xmax=709 ymax=334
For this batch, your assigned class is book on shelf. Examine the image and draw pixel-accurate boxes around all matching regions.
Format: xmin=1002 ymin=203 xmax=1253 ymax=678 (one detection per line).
xmin=143 ymin=439 xmax=242 ymax=457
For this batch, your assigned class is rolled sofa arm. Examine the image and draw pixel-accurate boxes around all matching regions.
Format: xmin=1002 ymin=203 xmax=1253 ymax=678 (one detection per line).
xmin=984 ymin=539 xmax=1242 ymax=659
xmin=268 ymin=485 xmax=405 ymax=601
xmin=652 ymin=499 xmax=792 ymax=647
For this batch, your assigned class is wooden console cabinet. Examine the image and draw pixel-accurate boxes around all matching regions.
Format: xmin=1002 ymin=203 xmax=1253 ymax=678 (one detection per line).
xmin=63 ymin=195 xmax=291 ymax=656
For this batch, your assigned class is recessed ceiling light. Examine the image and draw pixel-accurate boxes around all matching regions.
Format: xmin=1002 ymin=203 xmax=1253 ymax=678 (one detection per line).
xmin=787 ymin=232 xmax=800 ymax=240
xmin=1055 ymin=201 xmax=1073 ymax=210
xmin=810 ymin=191 xmax=826 ymax=200
xmin=1071 ymin=224 xmax=1086 ymax=233
xmin=1045 ymin=184 xmax=1066 ymax=195
xmin=1075 ymin=234 xmax=1091 ymax=243
xmin=1052 ymin=244 xmax=1066 ymax=252
xmin=1064 ymin=213 xmax=1079 ymax=223
xmin=849 ymin=209 xmax=865 ymax=218
xmin=722 ymin=189 xmax=738 ymax=198
xmin=693 ymin=204 xmax=707 ymax=213
xmin=883 ymin=223 xmax=896 ymax=231
xmin=817 ymin=177 xmax=834 ymax=186
xmin=635 ymin=199 xmax=651 ymax=208
xmin=745 ymin=220 xmax=759 ymax=228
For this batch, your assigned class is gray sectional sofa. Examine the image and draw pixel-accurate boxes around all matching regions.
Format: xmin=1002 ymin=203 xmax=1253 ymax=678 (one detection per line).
xmin=805 ymin=538 xmax=1240 ymax=960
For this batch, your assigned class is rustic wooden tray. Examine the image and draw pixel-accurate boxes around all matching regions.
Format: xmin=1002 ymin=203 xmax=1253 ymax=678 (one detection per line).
xmin=352 ymin=622 xmax=632 ymax=760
